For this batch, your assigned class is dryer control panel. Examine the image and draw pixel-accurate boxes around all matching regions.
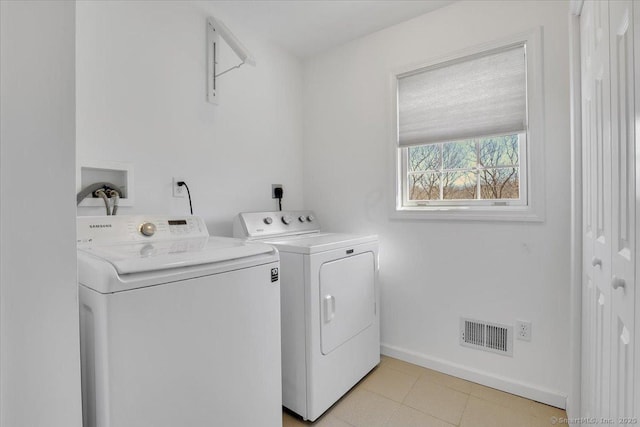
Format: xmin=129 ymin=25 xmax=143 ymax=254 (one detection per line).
xmin=234 ymin=211 xmax=320 ymax=239
xmin=77 ymin=215 xmax=209 ymax=246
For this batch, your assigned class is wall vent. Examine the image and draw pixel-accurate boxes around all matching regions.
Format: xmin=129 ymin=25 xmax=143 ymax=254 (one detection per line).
xmin=460 ymin=318 xmax=513 ymax=356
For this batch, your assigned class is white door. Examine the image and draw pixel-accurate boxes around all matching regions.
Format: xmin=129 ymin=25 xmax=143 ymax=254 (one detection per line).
xmin=609 ymin=0 xmax=636 ymax=420
xmin=319 ymin=252 xmax=375 ymax=355
xmin=581 ymin=0 xmax=613 ymax=418
xmin=581 ymin=0 xmax=639 ymax=420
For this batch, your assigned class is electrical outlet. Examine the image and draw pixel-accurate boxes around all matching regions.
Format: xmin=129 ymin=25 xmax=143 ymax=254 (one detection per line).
xmin=272 ymin=184 xmax=283 ymax=199
xmin=173 ymin=177 xmax=185 ymax=198
xmin=516 ymin=320 xmax=532 ymax=341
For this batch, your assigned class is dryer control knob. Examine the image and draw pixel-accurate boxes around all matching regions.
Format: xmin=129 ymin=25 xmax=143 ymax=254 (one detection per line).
xmin=139 ymin=222 xmax=156 ymax=237
xmin=282 ymin=215 xmax=293 ymax=225
xmin=298 ymin=216 xmax=306 ymax=222
xmin=263 ymin=217 xmax=273 ymax=225
xmin=307 ymin=215 xmax=315 ymax=222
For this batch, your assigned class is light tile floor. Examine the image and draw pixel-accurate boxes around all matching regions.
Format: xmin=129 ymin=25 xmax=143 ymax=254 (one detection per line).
xmin=283 ymin=356 xmax=567 ymax=427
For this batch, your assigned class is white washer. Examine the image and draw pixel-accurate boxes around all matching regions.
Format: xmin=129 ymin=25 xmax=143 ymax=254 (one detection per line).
xmin=234 ymin=211 xmax=380 ymax=421
xmin=77 ymin=215 xmax=282 ymax=427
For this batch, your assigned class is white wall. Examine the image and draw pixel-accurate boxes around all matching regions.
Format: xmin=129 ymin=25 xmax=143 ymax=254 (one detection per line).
xmin=302 ymin=0 xmax=571 ymax=406
xmin=0 ymin=1 xmax=82 ymax=426
xmin=76 ymin=1 xmax=304 ymax=235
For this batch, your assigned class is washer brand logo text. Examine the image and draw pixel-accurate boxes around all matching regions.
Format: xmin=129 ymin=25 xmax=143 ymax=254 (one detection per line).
xmin=89 ymin=224 xmax=112 ymax=228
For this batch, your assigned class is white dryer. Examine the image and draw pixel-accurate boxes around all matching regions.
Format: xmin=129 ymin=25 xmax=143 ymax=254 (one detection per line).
xmin=77 ymin=215 xmax=282 ymax=427
xmin=234 ymin=211 xmax=380 ymax=421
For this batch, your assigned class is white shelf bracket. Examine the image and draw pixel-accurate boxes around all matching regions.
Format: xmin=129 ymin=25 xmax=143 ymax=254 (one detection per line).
xmin=207 ymin=16 xmax=256 ymax=105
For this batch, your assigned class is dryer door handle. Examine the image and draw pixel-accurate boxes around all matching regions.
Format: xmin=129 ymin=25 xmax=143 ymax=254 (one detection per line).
xmin=324 ymin=295 xmax=335 ymax=323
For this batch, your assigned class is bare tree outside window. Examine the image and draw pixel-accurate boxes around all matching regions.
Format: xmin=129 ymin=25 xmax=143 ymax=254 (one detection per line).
xmin=407 ymin=134 xmax=521 ymax=202
xmin=408 ymin=145 xmax=440 ymax=200
xmin=478 ymin=135 xmax=519 ymax=199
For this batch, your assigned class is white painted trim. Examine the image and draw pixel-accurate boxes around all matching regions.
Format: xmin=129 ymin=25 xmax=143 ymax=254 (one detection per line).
xmin=389 ymin=206 xmax=543 ymax=222
xmin=567 ymin=11 xmax=584 ymax=422
xmin=380 ymin=342 xmax=567 ymax=409
xmin=633 ymin=0 xmax=640 ymax=419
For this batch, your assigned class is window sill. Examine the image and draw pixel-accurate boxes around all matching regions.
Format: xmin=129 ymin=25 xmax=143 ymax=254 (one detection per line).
xmin=391 ymin=205 xmax=544 ymax=222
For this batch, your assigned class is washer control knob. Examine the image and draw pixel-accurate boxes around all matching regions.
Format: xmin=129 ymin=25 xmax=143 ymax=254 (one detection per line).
xmin=282 ymin=215 xmax=293 ymax=225
xmin=307 ymin=215 xmax=315 ymax=222
xmin=263 ymin=217 xmax=273 ymax=225
xmin=298 ymin=216 xmax=306 ymax=222
xmin=139 ymin=222 xmax=156 ymax=237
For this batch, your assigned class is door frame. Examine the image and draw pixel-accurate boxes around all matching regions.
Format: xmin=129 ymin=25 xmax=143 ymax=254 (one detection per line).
xmin=569 ymin=0 xmax=584 ymax=421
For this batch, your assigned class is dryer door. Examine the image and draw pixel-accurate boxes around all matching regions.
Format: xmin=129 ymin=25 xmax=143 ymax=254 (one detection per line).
xmin=319 ymin=252 xmax=375 ymax=355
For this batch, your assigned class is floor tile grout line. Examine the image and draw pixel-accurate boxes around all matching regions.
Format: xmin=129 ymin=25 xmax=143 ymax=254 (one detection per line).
xmin=462 ymin=394 xmax=564 ymax=426
xmin=386 ymin=356 xmax=568 ymax=420
xmin=459 ymin=393 xmax=471 ymax=426
xmin=361 ymin=372 xmax=420 ymax=404
xmin=402 ymin=402 xmax=461 ymax=427
xmin=385 ymin=356 xmax=559 ymax=409
xmin=397 ymin=371 xmax=471 ymax=426
xmin=456 ymin=394 xmax=472 ymax=427
xmin=401 ymin=396 xmax=467 ymax=427
xmin=385 ymin=358 xmax=565 ymax=417
xmin=454 ymin=393 xmax=470 ymax=426
xmin=383 ymin=361 xmax=480 ymax=397
xmin=467 ymin=389 xmax=558 ymax=418
xmin=377 ymin=363 xmax=425 ymax=381
xmin=381 ymin=402 xmax=403 ymax=427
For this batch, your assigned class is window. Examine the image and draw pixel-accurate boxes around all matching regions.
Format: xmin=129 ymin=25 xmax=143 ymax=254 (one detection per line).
xmin=405 ymin=134 xmax=525 ymax=206
xmin=393 ymin=30 xmax=544 ymax=221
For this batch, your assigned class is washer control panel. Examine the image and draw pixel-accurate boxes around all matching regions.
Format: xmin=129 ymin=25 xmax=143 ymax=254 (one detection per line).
xmin=77 ymin=215 xmax=209 ymax=246
xmin=234 ymin=211 xmax=320 ymax=238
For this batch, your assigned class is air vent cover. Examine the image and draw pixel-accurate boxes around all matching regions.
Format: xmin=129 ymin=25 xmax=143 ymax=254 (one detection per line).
xmin=460 ymin=318 xmax=513 ymax=356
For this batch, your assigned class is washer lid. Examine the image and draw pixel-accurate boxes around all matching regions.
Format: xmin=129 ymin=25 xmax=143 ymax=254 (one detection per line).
xmin=264 ymin=233 xmax=378 ymax=254
xmin=79 ymin=236 xmax=275 ymax=275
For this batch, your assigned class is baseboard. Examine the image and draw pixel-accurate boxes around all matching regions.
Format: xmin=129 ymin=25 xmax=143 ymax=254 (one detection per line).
xmin=380 ymin=343 xmax=567 ymax=409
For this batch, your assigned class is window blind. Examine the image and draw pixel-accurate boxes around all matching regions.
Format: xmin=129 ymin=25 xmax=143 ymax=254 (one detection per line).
xmin=397 ymin=45 xmax=527 ymax=147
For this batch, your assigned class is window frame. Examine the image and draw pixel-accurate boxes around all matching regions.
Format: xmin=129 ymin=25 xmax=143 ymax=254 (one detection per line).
xmin=390 ymin=28 xmax=545 ymax=222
